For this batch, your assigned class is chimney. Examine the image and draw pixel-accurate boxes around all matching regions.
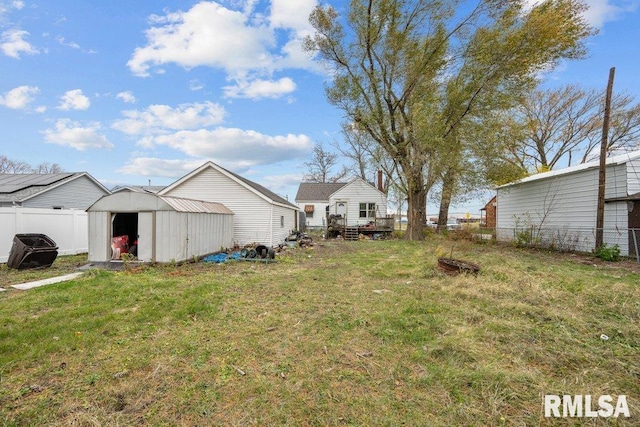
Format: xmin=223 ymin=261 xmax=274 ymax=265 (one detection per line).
xmin=377 ymin=170 xmax=383 ymax=192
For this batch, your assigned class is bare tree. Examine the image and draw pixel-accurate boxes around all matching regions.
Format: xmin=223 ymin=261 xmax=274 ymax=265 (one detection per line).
xmin=303 ymin=143 xmax=350 ymax=183
xmin=506 ymin=85 xmax=640 ymax=171
xmin=32 ymin=162 xmax=64 ymax=174
xmin=0 ymin=156 xmax=65 ymax=174
xmin=0 ymin=155 xmax=31 ymax=173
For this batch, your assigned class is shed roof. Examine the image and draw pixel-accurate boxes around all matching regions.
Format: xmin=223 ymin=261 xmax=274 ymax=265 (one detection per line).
xmin=499 ymin=150 xmax=640 ymax=189
xmin=87 ymin=190 xmax=233 ymax=214
xmin=0 ymin=172 xmax=109 ymax=203
xmin=295 ymin=182 xmax=348 ymax=201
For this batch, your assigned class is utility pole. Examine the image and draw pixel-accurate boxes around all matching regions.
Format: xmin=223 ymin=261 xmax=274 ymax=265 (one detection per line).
xmin=595 ymin=67 xmax=615 ymax=249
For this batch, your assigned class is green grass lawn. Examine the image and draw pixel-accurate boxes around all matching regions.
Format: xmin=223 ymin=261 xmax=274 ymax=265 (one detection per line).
xmin=1 ymin=239 xmax=639 ymax=426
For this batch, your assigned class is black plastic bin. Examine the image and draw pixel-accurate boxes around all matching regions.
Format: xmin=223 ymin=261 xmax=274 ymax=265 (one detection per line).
xmin=7 ymin=234 xmax=59 ymax=270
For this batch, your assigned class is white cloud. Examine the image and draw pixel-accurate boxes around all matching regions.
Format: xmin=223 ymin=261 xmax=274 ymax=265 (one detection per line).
xmin=55 ymin=35 xmax=80 ymax=49
xmin=127 ymin=1 xmax=320 ymax=99
xmin=523 ymin=0 xmax=639 ymax=29
xmin=141 ymin=127 xmax=313 ymax=167
xmin=1 ymin=29 xmax=38 ymax=58
xmin=261 ymin=172 xmax=304 ymax=193
xmin=0 ymin=1 xmax=24 ymax=19
xmin=58 ymin=89 xmax=90 ymax=110
xmin=223 ymin=76 xmax=296 ymax=99
xmin=42 ymin=119 xmax=114 ymax=151
xmin=127 ymin=2 xmax=273 ymax=77
xmin=112 ymin=101 xmax=226 ymax=135
xmin=269 ymin=0 xmax=316 ymax=31
xmin=116 ymin=91 xmax=137 ymax=104
xmin=0 ymin=85 xmax=39 ymax=109
xmin=582 ymin=0 xmax=639 ymax=29
xmin=116 ymin=157 xmax=208 ymax=178
xmin=189 ymin=79 xmax=204 ymax=91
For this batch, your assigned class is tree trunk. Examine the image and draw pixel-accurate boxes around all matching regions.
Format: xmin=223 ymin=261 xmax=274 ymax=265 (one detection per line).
xmin=404 ymin=169 xmax=427 ymax=240
xmin=437 ymin=167 xmax=456 ymax=232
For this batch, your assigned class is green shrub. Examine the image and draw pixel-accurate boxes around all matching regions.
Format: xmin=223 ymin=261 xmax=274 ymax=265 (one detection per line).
xmin=595 ymin=244 xmax=621 ymax=262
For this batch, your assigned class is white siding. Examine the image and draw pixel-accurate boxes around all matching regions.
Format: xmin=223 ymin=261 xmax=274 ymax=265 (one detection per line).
xmin=496 ymin=163 xmax=630 ymax=254
xmin=329 ymin=179 xmax=387 ymax=226
xmin=271 ymin=204 xmax=297 ymax=243
xmin=153 ymin=211 xmax=233 ymax=263
xmin=298 ymin=201 xmax=329 ymax=228
xmin=162 ymin=167 xmax=290 ymax=246
xmin=626 ymin=157 xmax=640 ymax=195
xmin=88 ymin=211 xmax=109 ymax=262
xmin=24 ymin=175 xmax=108 ymax=209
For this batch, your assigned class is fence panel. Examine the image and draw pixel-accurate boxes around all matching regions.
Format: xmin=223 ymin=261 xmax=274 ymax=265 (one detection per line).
xmin=0 ymin=207 xmax=88 ymax=263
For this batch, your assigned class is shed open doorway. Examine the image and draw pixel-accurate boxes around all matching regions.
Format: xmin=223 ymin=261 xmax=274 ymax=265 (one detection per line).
xmin=111 ymin=212 xmax=153 ymax=261
xmin=111 ymin=212 xmax=138 ymax=259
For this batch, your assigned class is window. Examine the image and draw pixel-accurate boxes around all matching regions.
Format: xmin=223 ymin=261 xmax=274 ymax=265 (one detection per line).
xmin=280 ymin=215 xmax=284 ymax=227
xmin=359 ymin=203 xmax=376 ymax=219
xmin=304 ymin=205 xmax=314 ymax=218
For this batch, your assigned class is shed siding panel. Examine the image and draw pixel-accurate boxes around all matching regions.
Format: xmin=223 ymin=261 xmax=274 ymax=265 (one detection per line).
xmin=163 ymin=168 xmax=279 ymax=246
xmin=88 ymin=211 xmax=109 ymax=262
xmin=329 ymin=180 xmax=387 ymax=226
xmin=627 ymin=158 xmax=640 ymax=195
xmin=24 ymin=175 xmax=107 ymax=209
xmin=497 ymin=163 xmax=630 ymax=254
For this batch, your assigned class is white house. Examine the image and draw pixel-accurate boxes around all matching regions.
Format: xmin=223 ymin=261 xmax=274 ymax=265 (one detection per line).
xmin=86 ymin=189 xmax=234 ymax=263
xmin=496 ymin=150 xmax=640 ymax=256
xmin=295 ymin=177 xmax=388 ymax=229
xmin=159 ymin=162 xmax=299 ymax=247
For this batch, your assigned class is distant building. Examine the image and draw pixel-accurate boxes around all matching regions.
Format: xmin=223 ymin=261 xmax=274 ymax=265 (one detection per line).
xmin=481 ymin=195 xmax=497 ymax=229
xmin=0 ymin=172 xmax=109 ymax=209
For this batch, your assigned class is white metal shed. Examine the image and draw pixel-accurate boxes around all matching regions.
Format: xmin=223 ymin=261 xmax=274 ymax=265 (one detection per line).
xmin=86 ymin=190 xmax=234 ymax=263
xmin=496 ymin=150 xmax=640 ymax=256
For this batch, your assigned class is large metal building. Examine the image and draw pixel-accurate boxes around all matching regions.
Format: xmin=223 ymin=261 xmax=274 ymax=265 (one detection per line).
xmin=87 ymin=189 xmax=234 ymax=263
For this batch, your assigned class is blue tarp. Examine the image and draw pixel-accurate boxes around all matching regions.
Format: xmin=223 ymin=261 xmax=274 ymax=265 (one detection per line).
xmin=203 ymin=251 xmax=242 ymax=263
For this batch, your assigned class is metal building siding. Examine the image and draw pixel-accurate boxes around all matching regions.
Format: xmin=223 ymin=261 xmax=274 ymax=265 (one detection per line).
xmin=496 ymin=163 xmax=630 ymax=253
xmin=329 ymin=179 xmax=387 ymax=226
xmin=88 ymin=211 xmax=109 ymax=262
xmin=626 ymin=158 xmax=640 ymax=195
xmin=24 ymin=175 xmax=108 ymax=209
xmin=162 ymin=167 xmax=281 ymax=246
xmin=498 ymin=165 xmax=626 ymax=229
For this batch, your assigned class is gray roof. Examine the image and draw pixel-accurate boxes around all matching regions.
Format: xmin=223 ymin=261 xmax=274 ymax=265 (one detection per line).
xmin=88 ymin=190 xmax=234 ymax=214
xmin=295 ymin=182 xmax=348 ymax=202
xmin=0 ymin=173 xmax=77 ymax=203
xmin=111 ymin=185 xmax=166 ymax=194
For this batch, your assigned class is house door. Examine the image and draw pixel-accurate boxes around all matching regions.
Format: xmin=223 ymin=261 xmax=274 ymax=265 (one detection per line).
xmin=336 ymin=201 xmax=347 ymax=218
xmin=137 ymin=212 xmax=154 ymax=262
xmin=629 ymin=201 xmax=640 ymax=257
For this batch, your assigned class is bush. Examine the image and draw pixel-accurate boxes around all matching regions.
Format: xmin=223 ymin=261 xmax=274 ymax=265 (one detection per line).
xmin=595 ymin=244 xmax=621 ymax=262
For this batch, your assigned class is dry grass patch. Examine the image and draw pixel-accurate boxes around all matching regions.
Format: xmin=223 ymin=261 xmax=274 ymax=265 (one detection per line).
xmin=1 ymin=240 xmax=639 ymax=426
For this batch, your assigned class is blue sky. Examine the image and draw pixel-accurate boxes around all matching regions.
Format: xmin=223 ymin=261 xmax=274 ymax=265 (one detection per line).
xmin=1 ymin=0 xmax=639 ymax=215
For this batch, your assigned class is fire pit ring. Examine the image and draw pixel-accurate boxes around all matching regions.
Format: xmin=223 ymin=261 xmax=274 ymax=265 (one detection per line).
xmin=437 ymin=257 xmax=480 ymax=276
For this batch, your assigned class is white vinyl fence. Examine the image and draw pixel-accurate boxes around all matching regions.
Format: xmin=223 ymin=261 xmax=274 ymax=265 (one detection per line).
xmin=0 ymin=207 xmax=88 ymax=263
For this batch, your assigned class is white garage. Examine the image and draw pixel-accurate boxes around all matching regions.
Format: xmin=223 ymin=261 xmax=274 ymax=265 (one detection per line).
xmin=87 ymin=189 xmax=234 ymax=263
